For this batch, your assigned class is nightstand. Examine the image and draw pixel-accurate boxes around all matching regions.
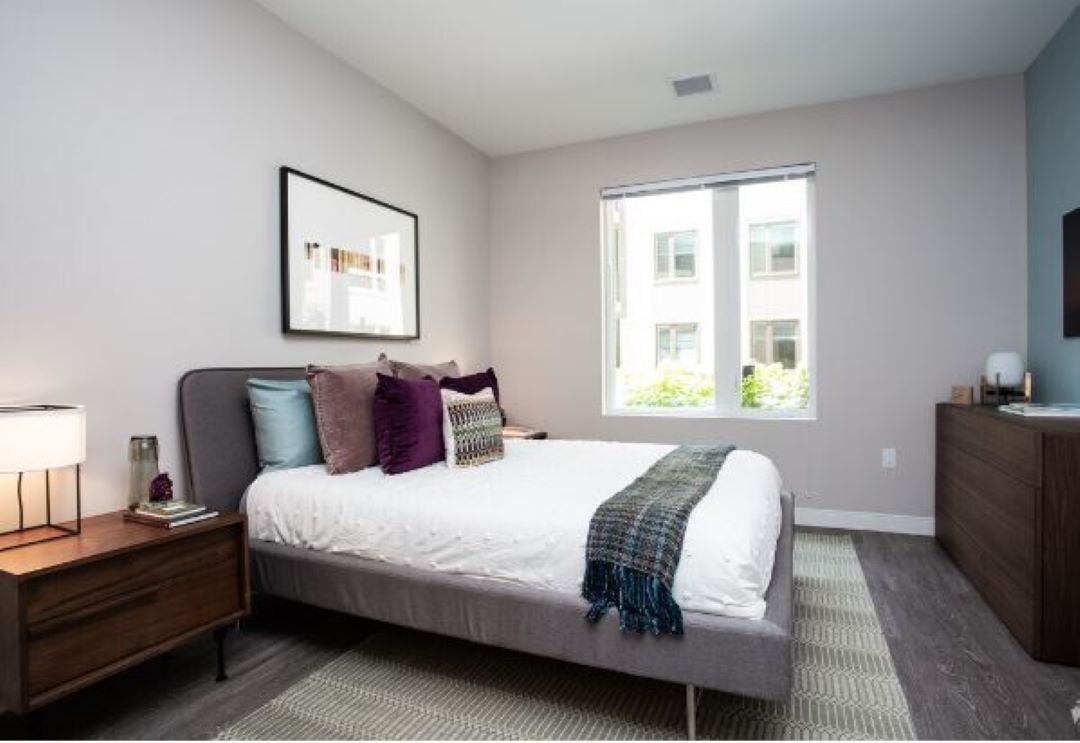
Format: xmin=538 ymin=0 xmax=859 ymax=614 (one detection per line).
xmin=0 ymin=511 xmax=249 ymax=714
xmin=502 ymin=426 xmax=548 ymax=440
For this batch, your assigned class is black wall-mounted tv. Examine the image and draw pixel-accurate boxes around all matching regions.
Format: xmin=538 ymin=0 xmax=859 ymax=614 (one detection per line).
xmin=1064 ymin=208 xmax=1080 ymax=337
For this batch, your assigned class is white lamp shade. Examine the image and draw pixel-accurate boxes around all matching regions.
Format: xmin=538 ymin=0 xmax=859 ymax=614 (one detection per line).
xmin=0 ymin=405 xmax=86 ymax=473
xmin=986 ymin=352 xmax=1025 ymax=388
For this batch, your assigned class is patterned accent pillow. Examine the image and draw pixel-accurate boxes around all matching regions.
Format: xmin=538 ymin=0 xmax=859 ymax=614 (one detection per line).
xmin=440 ymin=368 xmax=505 ymax=425
xmin=441 ymin=388 xmax=504 ymax=468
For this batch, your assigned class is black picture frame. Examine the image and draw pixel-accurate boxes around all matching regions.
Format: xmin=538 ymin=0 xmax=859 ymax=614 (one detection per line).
xmin=280 ymin=166 xmax=420 ymax=340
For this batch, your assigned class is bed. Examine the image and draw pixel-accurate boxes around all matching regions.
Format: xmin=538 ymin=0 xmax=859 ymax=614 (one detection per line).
xmin=179 ymin=367 xmax=794 ymax=735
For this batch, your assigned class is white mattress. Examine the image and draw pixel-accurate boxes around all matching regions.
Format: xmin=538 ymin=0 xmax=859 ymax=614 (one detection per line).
xmin=244 ymin=439 xmax=783 ymax=619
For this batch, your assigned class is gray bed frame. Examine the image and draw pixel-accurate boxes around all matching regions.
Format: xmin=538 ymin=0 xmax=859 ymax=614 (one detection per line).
xmin=179 ymin=368 xmax=794 ymax=737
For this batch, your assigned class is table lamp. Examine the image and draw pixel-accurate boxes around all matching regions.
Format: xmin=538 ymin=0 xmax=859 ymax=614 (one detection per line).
xmin=980 ymin=352 xmax=1032 ymax=405
xmin=0 ymin=405 xmax=85 ymax=552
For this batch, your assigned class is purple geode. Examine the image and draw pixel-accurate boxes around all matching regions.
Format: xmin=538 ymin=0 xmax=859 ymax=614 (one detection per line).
xmin=149 ymin=472 xmax=174 ymax=502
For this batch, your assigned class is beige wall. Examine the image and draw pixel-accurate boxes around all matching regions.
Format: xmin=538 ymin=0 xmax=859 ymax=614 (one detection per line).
xmin=490 ymin=76 xmax=1027 ymax=523
xmin=0 ymin=0 xmax=490 ymax=524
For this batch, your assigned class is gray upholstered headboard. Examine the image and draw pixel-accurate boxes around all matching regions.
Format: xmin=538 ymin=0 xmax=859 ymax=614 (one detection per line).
xmin=179 ymin=367 xmax=305 ymax=513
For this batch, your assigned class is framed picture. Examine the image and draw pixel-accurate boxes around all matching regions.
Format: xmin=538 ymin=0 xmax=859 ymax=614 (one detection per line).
xmin=280 ymin=166 xmax=419 ymax=339
xmin=1064 ymin=207 xmax=1080 ymax=337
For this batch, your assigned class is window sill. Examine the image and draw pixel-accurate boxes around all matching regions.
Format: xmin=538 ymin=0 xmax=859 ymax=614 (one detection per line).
xmin=749 ymin=271 xmax=800 ymax=280
xmin=603 ymin=407 xmax=816 ymax=422
xmin=653 ymin=277 xmax=699 ymax=285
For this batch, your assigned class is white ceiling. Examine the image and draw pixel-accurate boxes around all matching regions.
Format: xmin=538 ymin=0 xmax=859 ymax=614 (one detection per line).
xmin=256 ymin=0 xmax=1078 ymax=156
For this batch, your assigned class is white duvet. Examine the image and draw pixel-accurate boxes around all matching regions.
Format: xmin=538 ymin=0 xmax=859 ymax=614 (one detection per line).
xmin=244 ymin=439 xmax=783 ymax=619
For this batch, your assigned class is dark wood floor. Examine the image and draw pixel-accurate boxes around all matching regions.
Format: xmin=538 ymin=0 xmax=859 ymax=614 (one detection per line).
xmin=851 ymin=530 xmax=1080 ymax=740
xmin=2 ymin=530 xmax=1079 ymax=740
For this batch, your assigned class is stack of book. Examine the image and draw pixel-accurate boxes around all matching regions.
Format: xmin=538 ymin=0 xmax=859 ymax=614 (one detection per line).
xmin=999 ymin=402 xmax=1080 ymax=417
xmin=501 ymin=425 xmax=547 ymax=440
xmin=124 ymin=499 xmax=219 ymax=528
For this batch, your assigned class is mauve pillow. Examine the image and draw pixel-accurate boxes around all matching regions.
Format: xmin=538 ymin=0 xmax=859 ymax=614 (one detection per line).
xmin=307 ymin=359 xmax=391 ymax=474
xmin=439 ymin=367 xmax=500 ymax=403
xmin=388 ymin=357 xmax=461 ymax=382
xmin=373 ymin=373 xmax=445 ymax=474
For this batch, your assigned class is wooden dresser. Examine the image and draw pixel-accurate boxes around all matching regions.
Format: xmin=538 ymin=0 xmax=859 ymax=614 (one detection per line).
xmin=936 ymin=403 xmax=1080 ymax=665
xmin=0 ymin=512 xmax=249 ymax=713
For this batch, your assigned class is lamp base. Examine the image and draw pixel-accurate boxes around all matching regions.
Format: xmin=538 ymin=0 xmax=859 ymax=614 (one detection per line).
xmin=980 ymin=372 xmax=1033 ymax=406
xmin=0 ymin=523 xmax=80 ymax=553
xmin=0 ymin=464 xmax=82 ymax=553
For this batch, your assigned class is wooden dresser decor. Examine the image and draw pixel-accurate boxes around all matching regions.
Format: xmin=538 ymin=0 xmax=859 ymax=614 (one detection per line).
xmin=936 ymin=403 xmax=1080 ymax=665
xmin=0 ymin=511 xmax=250 ymax=714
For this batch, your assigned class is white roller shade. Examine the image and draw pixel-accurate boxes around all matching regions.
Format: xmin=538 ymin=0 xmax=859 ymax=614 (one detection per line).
xmin=601 ymin=162 xmax=815 ymax=200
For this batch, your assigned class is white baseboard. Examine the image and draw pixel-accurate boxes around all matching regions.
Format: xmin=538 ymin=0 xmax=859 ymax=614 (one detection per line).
xmin=795 ymin=506 xmax=935 ymax=536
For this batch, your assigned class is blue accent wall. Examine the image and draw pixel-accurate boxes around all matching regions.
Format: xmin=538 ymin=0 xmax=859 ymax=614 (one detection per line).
xmin=1027 ymin=8 xmax=1080 ymax=402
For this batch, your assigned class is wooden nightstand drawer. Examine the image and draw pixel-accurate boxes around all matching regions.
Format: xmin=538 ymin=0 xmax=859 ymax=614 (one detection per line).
xmin=28 ymin=556 xmax=242 ymax=696
xmin=26 ymin=528 xmax=239 ymax=626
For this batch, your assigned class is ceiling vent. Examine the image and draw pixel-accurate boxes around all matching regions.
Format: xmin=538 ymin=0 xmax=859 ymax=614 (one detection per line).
xmin=671 ymin=74 xmax=714 ymax=98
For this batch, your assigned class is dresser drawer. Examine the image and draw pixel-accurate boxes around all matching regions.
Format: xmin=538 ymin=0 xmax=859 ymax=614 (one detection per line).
xmin=936 ymin=441 xmax=1036 ymax=590
xmin=27 ymin=556 xmax=243 ymax=697
xmin=938 ymin=406 xmax=1041 ymax=486
xmin=937 ymin=512 xmax=1035 ymax=651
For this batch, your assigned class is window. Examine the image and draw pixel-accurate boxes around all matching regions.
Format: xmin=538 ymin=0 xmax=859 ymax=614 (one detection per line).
xmin=656 ymin=323 xmax=698 ymax=366
xmin=602 ymin=164 xmax=814 ymax=417
xmin=654 ymin=231 xmax=697 ymax=280
xmin=749 ymin=221 xmax=797 ymax=276
xmin=751 ymin=320 xmax=799 ymax=369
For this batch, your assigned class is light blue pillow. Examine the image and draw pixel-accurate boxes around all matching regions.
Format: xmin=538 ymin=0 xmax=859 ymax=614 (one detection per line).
xmin=247 ymin=378 xmax=323 ymax=472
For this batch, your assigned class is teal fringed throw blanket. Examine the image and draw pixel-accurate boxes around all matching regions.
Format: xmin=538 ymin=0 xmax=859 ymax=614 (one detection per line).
xmin=582 ymin=444 xmax=734 ymax=635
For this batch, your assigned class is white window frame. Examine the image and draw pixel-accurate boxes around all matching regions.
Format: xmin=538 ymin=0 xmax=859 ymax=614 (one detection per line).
xmin=750 ymin=319 xmax=801 ymax=368
xmin=655 ymin=323 xmax=699 ymax=366
xmin=653 ymin=230 xmax=698 ymax=282
xmin=600 ymin=163 xmax=817 ymax=421
xmin=748 ymin=219 xmax=799 ymax=278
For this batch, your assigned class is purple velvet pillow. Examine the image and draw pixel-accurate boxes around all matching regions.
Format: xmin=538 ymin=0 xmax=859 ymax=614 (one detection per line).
xmin=439 ymin=367 xmax=500 ymax=403
xmin=373 ymin=373 xmax=445 ymax=474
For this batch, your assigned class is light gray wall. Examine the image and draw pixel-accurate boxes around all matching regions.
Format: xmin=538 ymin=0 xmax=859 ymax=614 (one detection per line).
xmin=0 ymin=0 xmax=490 ymax=524
xmin=490 ymin=76 xmax=1027 ymax=520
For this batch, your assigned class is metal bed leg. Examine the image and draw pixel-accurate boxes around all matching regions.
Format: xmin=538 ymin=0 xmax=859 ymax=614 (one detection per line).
xmin=686 ymin=684 xmax=697 ymax=741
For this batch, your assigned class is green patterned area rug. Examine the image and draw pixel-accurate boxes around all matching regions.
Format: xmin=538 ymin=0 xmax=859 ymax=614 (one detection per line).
xmin=218 ymin=532 xmax=915 ymax=740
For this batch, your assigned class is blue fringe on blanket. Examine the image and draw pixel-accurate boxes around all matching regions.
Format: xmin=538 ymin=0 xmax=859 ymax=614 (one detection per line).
xmin=583 ymin=560 xmax=684 ymax=635
xmin=580 ymin=444 xmax=733 ymax=636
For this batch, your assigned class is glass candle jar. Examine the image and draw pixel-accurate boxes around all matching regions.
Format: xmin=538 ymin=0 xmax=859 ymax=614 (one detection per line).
xmin=128 ymin=435 xmax=160 ymax=507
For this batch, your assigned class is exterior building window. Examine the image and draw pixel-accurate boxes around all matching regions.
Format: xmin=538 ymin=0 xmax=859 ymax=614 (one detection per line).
xmin=751 ymin=320 xmax=799 ymax=369
xmin=656 ymin=323 xmax=698 ymax=366
xmin=749 ymin=221 xmax=797 ymax=277
xmin=654 ymin=231 xmax=697 ymax=280
xmin=602 ymin=166 xmax=814 ymax=417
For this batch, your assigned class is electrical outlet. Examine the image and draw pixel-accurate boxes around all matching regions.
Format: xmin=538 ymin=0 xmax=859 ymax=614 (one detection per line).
xmin=881 ymin=448 xmax=897 ymax=469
